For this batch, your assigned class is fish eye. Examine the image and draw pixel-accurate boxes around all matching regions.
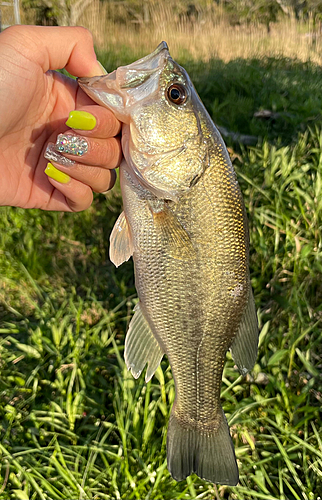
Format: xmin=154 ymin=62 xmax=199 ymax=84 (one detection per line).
xmin=167 ymin=83 xmax=187 ymax=105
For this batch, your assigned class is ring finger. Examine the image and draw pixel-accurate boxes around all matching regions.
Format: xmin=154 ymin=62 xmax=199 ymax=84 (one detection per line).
xmin=53 ymin=132 xmax=122 ymax=168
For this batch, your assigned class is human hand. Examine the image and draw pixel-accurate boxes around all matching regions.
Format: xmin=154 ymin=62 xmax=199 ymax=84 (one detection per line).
xmin=0 ymin=25 xmax=121 ymax=211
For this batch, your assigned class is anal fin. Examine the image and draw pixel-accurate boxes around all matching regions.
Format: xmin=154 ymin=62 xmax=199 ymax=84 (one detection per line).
xmin=230 ymin=288 xmax=259 ymax=375
xmin=125 ymin=303 xmax=164 ymax=382
xmin=109 ymin=211 xmax=133 ymax=267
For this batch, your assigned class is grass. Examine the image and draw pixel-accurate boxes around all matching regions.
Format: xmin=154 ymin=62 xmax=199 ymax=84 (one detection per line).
xmin=78 ymin=4 xmax=322 ymax=67
xmin=19 ymin=0 xmax=322 ymax=65
xmin=1 ymin=44 xmax=322 ymax=500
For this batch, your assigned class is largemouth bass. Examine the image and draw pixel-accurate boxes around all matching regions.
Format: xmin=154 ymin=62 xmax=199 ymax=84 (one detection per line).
xmin=79 ymin=42 xmax=258 ymax=485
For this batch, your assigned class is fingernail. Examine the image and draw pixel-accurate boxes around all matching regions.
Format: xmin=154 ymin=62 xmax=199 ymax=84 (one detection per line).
xmin=44 ymin=143 xmax=75 ymax=167
xmin=65 ymin=111 xmax=96 ymax=131
xmin=45 ymin=162 xmax=70 ymax=184
xmin=55 ymin=133 xmax=88 ymax=157
xmin=97 ymin=61 xmax=108 ymax=75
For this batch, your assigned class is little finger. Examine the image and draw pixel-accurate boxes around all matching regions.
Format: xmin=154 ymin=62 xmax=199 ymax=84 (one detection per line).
xmin=44 ymin=145 xmax=117 ymax=193
xmin=44 ymin=162 xmax=93 ymax=212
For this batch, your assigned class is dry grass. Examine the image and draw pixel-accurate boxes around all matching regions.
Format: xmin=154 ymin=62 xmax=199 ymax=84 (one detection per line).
xmin=0 ymin=5 xmax=18 ymax=28
xmin=77 ymin=2 xmax=322 ymax=64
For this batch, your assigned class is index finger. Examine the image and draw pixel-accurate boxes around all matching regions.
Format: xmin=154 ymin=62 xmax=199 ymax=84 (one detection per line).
xmin=65 ymin=105 xmax=122 ymax=139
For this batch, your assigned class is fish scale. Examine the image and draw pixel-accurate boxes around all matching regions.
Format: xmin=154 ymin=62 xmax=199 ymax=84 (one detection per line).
xmin=79 ymin=41 xmax=259 ymax=485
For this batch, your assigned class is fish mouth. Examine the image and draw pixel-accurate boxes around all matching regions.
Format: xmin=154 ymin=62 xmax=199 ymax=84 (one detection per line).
xmin=78 ymin=41 xmax=170 ymax=120
xmin=120 ymin=41 xmax=169 ymax=80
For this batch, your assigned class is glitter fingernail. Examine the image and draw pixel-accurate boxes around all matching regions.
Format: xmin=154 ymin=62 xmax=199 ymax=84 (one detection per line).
xmin=55 ymin=133 xmax=88 ymax=157
xmin=44 ymin=143 xmax=76 ymax=167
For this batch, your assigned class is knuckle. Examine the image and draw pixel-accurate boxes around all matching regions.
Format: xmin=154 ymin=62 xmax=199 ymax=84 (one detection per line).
xmin=95 ymin=170 xmax=114 ymax=194
xmin=105 ymin=112 xmax=119 ymax=136
xmin=107 ymin=138 xmax=122 ymax=167
xmin=88 ymin=137 xmax=121 ymax=168
xmin=75 ymin=27 xmax=93 ymax=44
xmin=92 ymin=140 xmax=113 ymax=167
xmin=96 ymin=108 xmax=121 ymax=137
xmin=105 ymin=140 xmax=117 ymax=166
xmin=90 ymin=165 xmax=104 ymax=183
xmin=70 ymin=186 xmax=93 ymax=212
xmin=108 ymin=113 xmax=122 ymax=136
xmin=83 ymin=190 xmax=94 ymax=210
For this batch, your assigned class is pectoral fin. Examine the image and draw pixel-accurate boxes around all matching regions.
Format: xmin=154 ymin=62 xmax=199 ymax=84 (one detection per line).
xmin=109 ymin=211 xmax=133 ymax=267
xmin=125 ymin=303 xmax=164 ymax=382
xmin=230 ymin=289 xmax=259 ymax=375
xmin=152 ymin=206 xmax=195 ymax=260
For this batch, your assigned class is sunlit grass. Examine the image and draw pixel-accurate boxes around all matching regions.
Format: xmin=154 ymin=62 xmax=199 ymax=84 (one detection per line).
xmin=0 ymin=50 xmax=322 ymax=499
xmin=76 ymin=3 xmax=322 ymax=67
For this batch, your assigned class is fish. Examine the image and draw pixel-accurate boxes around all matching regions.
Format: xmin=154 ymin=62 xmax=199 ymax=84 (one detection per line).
xmin=78 ymin=42 xmax=259 ymax=486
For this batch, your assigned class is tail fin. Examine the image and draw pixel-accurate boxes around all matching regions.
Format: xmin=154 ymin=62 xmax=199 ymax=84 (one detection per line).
xmin=167 ymin=409 xmax=238 ymax=485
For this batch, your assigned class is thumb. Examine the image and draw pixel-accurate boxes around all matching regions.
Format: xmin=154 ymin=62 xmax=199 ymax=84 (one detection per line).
xmin=1 ymin=25 xmax=105 ymax=77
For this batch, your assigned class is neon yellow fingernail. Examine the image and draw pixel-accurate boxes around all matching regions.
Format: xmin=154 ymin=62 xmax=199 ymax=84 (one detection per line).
xmin=45 ymin=163 xmax=70 ymax=184
xmin=65 ymin=111 xmax=96 ymax=131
